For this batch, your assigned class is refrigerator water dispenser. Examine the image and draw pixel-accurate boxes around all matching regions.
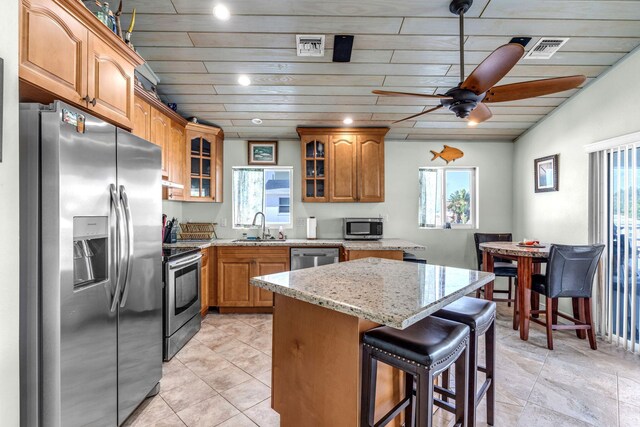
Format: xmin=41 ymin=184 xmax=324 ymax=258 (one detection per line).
xmin=73 ymin=216 xmax=108 ymax=288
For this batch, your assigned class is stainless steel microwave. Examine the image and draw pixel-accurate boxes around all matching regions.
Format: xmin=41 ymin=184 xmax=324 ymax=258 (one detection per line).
xmin=343 ymin=218 xmax=383 ymax=240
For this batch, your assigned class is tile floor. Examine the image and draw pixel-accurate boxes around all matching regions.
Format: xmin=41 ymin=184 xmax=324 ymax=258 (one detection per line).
xmin=124 ymin=304 xmax=640 ymax=427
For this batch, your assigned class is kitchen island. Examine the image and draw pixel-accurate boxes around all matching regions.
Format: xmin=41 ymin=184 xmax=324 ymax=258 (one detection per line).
xmin=250 ymin=258 xmax=494 ymax=426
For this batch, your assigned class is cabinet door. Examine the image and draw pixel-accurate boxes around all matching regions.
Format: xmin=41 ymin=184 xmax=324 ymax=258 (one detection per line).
xmin=301 ymin=135 xmax=328 ymax=202
xmin=201 ymin=250 xmax=209 ymax=316
xmin=19 ymin=0 xmax=88 ymax=106
xmin=357 ymin=135 xmax=385 ymax=202
xmin=186 ymin=130 xmax=216 ymax=202
xmin=328 ymin=134 xmax=357 ymax=202
xmin=132 ymin=96 xmax=150 ymax=141
xmin=149 ymin=108 xmax=170 ymax=178
xmin=167 ymin=122 xmax=185 ymax=200
xmin=217 ymin=258 xmax=253 ymax=307
xmin=86 ymin=32 xmax=134 ymax=129
xmin=252 ymin=259 xmax=289 ymax=307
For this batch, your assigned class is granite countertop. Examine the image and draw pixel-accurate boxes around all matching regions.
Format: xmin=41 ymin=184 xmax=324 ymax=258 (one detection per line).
xmin=164 ymin=238 xmax=425 ymax=251
xmin=479 ymin=241 xmax=549 ymax=258
xmin=250 ymin=258 xmax=494 ymax=329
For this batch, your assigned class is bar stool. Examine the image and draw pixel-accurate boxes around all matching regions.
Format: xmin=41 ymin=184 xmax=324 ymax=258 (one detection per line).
xmin=361 ymin=316 xmax=470 ymax=427
xmin=433 ymin=297 xmax=496 ymax=427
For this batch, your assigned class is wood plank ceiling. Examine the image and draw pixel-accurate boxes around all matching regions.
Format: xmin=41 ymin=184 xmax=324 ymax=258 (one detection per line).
xmin=124 ymin=0 xmax=640 ymax=141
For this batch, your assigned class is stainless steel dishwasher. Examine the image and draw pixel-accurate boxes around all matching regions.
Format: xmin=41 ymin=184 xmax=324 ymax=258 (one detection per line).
xmin=290 ymin=248 xmax=340 ymax=270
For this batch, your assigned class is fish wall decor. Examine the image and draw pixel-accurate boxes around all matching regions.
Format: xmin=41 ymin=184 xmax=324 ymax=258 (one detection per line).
xmin=430 ymin=145 xmax=464 ymax=164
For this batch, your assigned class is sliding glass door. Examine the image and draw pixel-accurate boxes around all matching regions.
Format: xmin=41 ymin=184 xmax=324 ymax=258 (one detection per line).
xmin=608 ymin=147 xmax=640 ymax=350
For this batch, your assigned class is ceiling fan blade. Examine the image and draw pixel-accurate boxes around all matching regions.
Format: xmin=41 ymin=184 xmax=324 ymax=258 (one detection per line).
xmin=467 ymin=103 xmax=492 ymax=124
xmin=392 ymin=105 xmax=443 ymax=124
xmin=461 ymin=43 xmax=524 ymax=95
xmin=483 ymin=75 xmax=587 ymax=103
xmin=373 ymin=90 xmax=452 ymax=99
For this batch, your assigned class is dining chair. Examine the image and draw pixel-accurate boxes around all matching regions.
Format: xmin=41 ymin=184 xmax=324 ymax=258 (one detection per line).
xmin=528 ymin=244 xmax=605 ymax=350
xmin=473 ymin=233 xmax=518 ymax=307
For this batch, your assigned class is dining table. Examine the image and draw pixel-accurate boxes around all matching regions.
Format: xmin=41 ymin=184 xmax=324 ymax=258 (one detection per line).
xmin=479 ymin=241 xmax=550 ymax=341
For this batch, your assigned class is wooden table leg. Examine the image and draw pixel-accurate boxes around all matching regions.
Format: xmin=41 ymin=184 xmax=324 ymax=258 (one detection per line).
xmin=518 ymin=256 xmax=533 ymax=341
xmin=482 ymin=250 xmax=495 ymax=301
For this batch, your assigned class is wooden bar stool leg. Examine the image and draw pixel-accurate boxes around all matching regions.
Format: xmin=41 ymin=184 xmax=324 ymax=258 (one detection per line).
xmin=552 ymin=298 xmax=559 ymax=326
xmin=415 ymin=371 xmax=433 ymax=427
xmin=404 ymin=371 xmax=415 ymax=427
xmin=572 ymin=298 xmax=587 ymax=339
xmin=545 ymin=296 xmax=554 ymax=350
xmin=486 ymin=321 xmax=496 ymax=426
xmin=441 ymin=368 xmax=450 ymax=403
xmin=512 ymin=291 xmax=519 ymax=331
xmin=467 ymin=334 xmax=478 ymax=427
xmin=584 ymin=298 xmax=598 ymax=350
xmin=507 ymin=277 xmax=512 ymax=307
xmin=455 ymin=347 xmax=469 ymax=427
xmin=360 ymin=346 xmax=377 ymax=427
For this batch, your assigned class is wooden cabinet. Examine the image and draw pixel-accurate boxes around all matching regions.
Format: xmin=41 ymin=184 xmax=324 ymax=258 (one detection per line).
xmin=186 ymin=123 xmax=224 ymax=203
xmin=216 ymin=247 xmax=289 ymax=311
xmin=298 ymin=128 xmax=388 ymax=203
xmin=19 ymin=0 xmax=143 ymax=129
xmin=200 ymin=248 xmax=210 ymax=316
xmin=132 ymin=97 xmax=151 ymax=140
xmin=342 ymin=249 xmax=403 ymax=261
xmin=150 ymin=107 xmax=170 ymax=178
xmin=329 ymin=134 xmax=358 ymax=202
xmin=167 ymin=121 xmax=186 ymax=200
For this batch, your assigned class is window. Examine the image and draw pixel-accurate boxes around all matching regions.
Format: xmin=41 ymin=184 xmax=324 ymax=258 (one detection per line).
xmin=419 ymin=167 xmax=478 ymax=229
xmin=233 ymin=167 xmax=292 ymax=228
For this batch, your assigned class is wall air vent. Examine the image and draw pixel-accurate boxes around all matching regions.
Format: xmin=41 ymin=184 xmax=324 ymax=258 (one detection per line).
xmin=296 ymin=35 xmax=325 ymax=57
xmin=524 ymin=38 xmax=569 ymax=59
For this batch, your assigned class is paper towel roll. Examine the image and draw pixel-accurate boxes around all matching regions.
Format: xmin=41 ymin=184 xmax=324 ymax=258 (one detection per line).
xmin=306 ymin=217 xmax=317 ymax=240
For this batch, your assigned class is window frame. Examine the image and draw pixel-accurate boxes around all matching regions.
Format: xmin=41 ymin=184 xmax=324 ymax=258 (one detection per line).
xmin=232 ymin=166 xmax=294 ymax=230
xmin=418 ymin=166 xmax=479 ymax=230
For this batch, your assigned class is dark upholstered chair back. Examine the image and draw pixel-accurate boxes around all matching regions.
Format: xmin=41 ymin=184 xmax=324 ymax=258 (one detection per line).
xmin=474 ymin=233 xmax=513 ymax=270
xmin=544 ymin=244 xmax=605 ymax=298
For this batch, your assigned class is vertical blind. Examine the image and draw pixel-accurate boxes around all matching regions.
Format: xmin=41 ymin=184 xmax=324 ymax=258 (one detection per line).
xmin=592 ymin=143 xmax=640 ymax=352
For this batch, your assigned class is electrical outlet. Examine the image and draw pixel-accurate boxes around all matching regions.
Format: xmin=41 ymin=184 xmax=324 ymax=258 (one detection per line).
xmin=219 ymin=218 xmax=228 ymax=227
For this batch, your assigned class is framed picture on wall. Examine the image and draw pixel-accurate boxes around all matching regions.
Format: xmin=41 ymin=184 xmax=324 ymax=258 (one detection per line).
xmin=534 ymin=154 xmax=559 ymax=193
xmin=248 ymin=141 xmax=278 ymax=165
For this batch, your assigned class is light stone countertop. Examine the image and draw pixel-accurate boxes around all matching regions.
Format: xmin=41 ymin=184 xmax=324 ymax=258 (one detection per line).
xmin=250 ymin=258 xmax=494 ymax=329
xmin=164 ymin=238 xmax=425 ymax=251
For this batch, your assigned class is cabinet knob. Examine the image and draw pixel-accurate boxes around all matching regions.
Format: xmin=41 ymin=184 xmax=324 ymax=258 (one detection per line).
xmin=82 ymin=96 xmax=97 ymax=107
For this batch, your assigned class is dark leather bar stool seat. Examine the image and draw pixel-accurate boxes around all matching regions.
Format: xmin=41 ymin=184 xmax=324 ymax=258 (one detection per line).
xmin=361 ymin=316 xmax=470 ymax=427
xmin=433 ymin=297 xmax=496 ymax=427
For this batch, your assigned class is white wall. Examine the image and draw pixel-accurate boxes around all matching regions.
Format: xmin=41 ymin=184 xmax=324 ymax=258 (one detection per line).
xmin=171 ymin=138 xmax=514 ymax=268
xmin=0 ymin=0 xmax=21 ymax=424
xmin=513 ymin=47 xmax=640 ymax=243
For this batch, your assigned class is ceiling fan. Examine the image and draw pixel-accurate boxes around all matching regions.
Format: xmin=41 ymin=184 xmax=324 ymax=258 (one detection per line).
xmin=373 ymin=0 xmax=586 ymax=125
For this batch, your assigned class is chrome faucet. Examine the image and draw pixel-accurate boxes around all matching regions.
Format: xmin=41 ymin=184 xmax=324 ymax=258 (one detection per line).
xmin=252 ymin=211 xmax=266 ymax=240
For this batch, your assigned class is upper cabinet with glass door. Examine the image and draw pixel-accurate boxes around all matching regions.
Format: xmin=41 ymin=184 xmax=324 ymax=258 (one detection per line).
xmin=297 ymin=128 xmax=388 ymax=203
xmin=185 ymin=123 xmax=224 ymax=202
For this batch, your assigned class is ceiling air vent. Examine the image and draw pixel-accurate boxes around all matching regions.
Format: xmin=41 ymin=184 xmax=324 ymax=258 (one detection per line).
xmin=524 ymin=38 xmax=569 ymax=59
xmin=296 ymin=35 xmax=325 ymax=57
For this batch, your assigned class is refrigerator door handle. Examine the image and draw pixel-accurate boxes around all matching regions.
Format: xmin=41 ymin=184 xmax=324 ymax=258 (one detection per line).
xmin=110 ymin=184 xmax=126 ymax=312
xmin=119 ymin=185 xmax=135 ymax=308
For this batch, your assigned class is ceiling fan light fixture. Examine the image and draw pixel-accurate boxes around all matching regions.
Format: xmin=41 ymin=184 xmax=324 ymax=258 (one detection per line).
xmin=238 ymin=75 xmax=251 ymax=86
xmin=343 ymin=117 xmax=353 ymax=125
xmin=467 ymin=120 xmax=478 ymax=127
xmin=213 ymin=4 xmax=231 ymax=20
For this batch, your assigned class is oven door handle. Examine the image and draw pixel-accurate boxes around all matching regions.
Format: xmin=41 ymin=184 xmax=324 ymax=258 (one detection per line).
xmin=168 ymin=253 xmax=202 ymax=270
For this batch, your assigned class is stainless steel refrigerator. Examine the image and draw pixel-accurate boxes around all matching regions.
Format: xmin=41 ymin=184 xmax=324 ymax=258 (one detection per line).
xmin=20 ymin=102 xmax=163 ymax=426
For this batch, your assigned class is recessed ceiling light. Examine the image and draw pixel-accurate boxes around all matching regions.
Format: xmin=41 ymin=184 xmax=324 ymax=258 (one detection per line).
xmin=251 ymin=118 xmax=263 ymax=125
xmin=213 ymin=5 xmax=230 ymax=20
xmin=343 ymin=117 xmax=353 ymax=125
xmin=238 ymin=75 xmax=251 ymax=86
xmin=467 ymin=120 xmax=478 ymax=127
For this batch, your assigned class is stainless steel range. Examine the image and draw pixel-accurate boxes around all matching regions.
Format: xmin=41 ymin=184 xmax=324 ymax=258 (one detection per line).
xmin=162 ymin=247 xmax=202 ymax=360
